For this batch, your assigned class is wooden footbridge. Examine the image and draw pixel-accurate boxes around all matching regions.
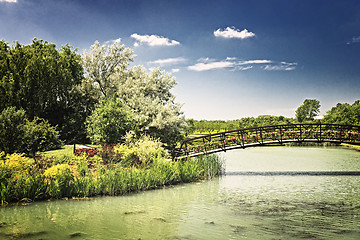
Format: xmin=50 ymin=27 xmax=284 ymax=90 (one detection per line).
xmin=172 ymin=124 xmax=360 ymax=159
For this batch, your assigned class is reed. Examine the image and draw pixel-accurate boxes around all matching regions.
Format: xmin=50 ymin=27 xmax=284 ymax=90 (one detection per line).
xmin=0 ymin=143 xmax=223 ymax=205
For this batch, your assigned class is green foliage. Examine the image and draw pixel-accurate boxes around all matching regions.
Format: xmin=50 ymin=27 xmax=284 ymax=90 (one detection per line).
xmin=0 ymin=107 xmax=62 ymax=155
xmin=115 ymin=133 xmax=169 ymax=167
xmin=190 ymin=115 xmax=294 ymax=135
xmin=22 ymin=117 xmax=62 ymax=156
xmin=86 ymin=96 xmax=135 ymax=144
xmin=295 ymin=99 xmax=321 ymax=123
xmin=0 ymin=149 xmax=223 ymax=205
xmin=44 ymin=164 xmax=74 ymax=198
xmin=82 ymin=40 xmax=134 ymax=98
xmin=323 ymin=100 xmax=360 ymax=125
xmin=0 ymin=153 xmax=46 ymax=204
xmin=82 ymin=41 xmax=187 ymax=148
xmin=0 ymin=107 xmax=27 ymax=154
xmin=0 ymin=39 xmax=86 ymax=142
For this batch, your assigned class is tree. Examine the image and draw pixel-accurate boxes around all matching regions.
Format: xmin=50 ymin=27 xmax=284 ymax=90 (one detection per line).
xmin=116 ymin=66 xmax=187 ymax=146
xmin=82 ymin=40 xmax=134 ymax=98
xmin=295 ymin=99 xmax=321 ymax=123
xmin=86 ymin=96 xmax=135 ymax=144
xmin=82 ymin=41 xmax=187 ymax=147
xmin=0 ymin=107 xmax=27 ymax=154
xmin=0 ymin=107 xmax=62 ymax=155
xmin=323 ymin=100 xmax=360 ymax=125
xmin=22 ymin=117 xmax=62 ymax=156
xmin=0 ymin=39 xmax=84 ymax=141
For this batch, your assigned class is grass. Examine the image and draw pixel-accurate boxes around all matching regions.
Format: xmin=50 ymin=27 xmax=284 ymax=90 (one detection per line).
xmin=42 ymin=145 xmax=74 ymax=158
xmin=341 ymin=143 xmax=360 ymax=151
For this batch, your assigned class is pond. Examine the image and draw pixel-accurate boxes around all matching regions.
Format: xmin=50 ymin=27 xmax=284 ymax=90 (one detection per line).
xmin=1 ymin=146 xmax=359 ymax=239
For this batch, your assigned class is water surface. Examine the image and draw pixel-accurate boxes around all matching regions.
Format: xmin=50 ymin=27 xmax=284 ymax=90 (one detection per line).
xmin=1 ymin=146 xmax=359 ymax=239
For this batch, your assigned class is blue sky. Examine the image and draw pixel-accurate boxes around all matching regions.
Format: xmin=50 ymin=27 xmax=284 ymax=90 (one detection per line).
xmin=1 ymin=0 xmax=360 ymax=120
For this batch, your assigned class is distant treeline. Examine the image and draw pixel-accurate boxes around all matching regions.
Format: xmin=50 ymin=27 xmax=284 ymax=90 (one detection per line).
xmin=186 ymin=100 xmax=360 ymax=134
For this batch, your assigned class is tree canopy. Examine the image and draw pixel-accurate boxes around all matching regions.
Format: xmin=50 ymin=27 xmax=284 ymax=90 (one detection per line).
xmin=295 ymin=99 xmax=321 ymax=123
xmin=82 ymin=41 xmax=187 ymax=146
xmin=0 ymin=39 xmax=85 ymax=141
xmin=323 ymin=100 xmax=360 ymax=125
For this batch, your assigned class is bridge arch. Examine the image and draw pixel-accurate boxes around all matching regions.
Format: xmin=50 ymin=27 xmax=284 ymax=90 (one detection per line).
xmin=173 ymin=124 xmax=360 ymax=159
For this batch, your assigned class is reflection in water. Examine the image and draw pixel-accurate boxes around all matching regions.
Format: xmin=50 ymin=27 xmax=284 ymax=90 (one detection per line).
xmin=226 ymin=171 xmax=360 ymax=175
xmin=0 ymin=146 xmax=359 ymax=239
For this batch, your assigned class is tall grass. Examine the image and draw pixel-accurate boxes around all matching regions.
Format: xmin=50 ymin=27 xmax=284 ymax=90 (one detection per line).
xmin=0 ymin=151 xmax=223 ymax=205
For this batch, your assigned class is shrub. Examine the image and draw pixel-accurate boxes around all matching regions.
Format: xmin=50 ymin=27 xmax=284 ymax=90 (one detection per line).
xmin=22 ymin=117 xmax=62 ymax=156
xmin=98 ymin=143 xmax=123 ymax=164
xmin=0 ymin=107 xmax=62 ymax=155
xmin=44 ymin=164 xmax=74 ymax=198
xmin=114 ymin=134 xmax=169 ymax=167
xmin=0 ymin=153 xmax=46 ymax=203
xmin=74 ymin=148 xmax=99 ymax=158
xmin=0 ymin=107 xmax=27 ymax=154
xmin=86 ymin=96 xmax=136 ymax=144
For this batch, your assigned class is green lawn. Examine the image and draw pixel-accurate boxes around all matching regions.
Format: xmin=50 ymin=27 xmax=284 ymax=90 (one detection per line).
xmin=41 ymin=145 xmax=74 ymax=158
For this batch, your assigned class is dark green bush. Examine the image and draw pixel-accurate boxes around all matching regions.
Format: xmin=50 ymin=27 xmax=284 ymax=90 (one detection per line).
xmin=0 ymin=107 xmax=62 ymax=155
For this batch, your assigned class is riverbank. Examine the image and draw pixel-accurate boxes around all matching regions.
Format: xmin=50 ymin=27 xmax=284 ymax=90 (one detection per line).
xmin=341 ymin=143 xmax=360 ymax=151
xmin=0 ymin=142 xmax=224 ymax=206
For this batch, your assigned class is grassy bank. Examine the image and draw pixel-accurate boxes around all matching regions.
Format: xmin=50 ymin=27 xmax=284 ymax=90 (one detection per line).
xmin=0 ymin=149 xmax=223 ymax=206
xmin=341 ymin=143 xmax=360 ymax=151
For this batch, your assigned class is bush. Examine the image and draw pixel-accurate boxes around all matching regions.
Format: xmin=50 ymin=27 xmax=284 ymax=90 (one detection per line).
xmin=0 ymin=107 xmax=27 ymax=154
xmin=86 ymin=96 xmax=136 ymax=144
xmin=44 ymin=164 xmax=74 ymax=198
xmin=115 ymin=133 xmax=169 ymax=167
xmin=98 ymin=143 xmax=123 ymax=165
xmin=0 ymin=153 xmax=46 ymax=204
xmin=74 ymin=148 xmax=99 ymax=158
xmin=22 ymin=117 xmax=63 ymax=156
xmin=0 ymin=107 xmax=62 ymax=155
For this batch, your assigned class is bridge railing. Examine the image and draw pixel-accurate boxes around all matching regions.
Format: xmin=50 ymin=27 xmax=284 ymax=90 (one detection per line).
xmin=174 ymin=124 xmax=360 ymax=158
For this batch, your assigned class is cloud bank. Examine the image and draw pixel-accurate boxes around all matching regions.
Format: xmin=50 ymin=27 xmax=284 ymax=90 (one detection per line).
xmin=214 ymin=26 xmax=255 ymax=39
xmin=131 ymin=33 xmax=180 ymax=47
xmin=187 ymin=57 xmax=296 ymax=72
xmin=0 ymin=0 xmax=17 ymax=2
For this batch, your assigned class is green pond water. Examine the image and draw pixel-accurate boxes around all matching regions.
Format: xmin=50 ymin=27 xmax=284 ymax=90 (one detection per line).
xmin=1 ymin=146 xmax=360 ymax=240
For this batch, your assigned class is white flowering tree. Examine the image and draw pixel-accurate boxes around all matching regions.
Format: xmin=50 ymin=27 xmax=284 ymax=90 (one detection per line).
xmin=82 ymin=41 xmax=187 ymax=147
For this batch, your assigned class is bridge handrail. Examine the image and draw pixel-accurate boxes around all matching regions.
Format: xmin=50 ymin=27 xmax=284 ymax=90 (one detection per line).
xmin=175 ymin=123 xmax=360 ymax=159
xmin=182 ymin=123 xmax=360 ymax=142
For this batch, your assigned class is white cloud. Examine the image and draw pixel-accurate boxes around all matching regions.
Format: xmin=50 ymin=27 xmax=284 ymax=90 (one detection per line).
xmin=104 ymin=38 xmax=121 ymax=45
xmin=263 ymin=62 xmax=297 ymax=71
xmin=214 ymin=26 xmax=255 ymax=39
xmin=347 ymin=36 xmax=360 ymax=44
xmin=187 ymin=57 xmax=297 ymax=72
xmin=148 ymin=57 xmax=187 ymax=67
xmin=235 ymin=66 xmax=253 ymax=71
xmin=238 ymin=59 xmax=272 ymax=65
xmin=131 ymin=33 xmax=180 ymax=47
xmin=0 ymin=0 xmax=17 ymax=2
xmin=188 ymin=61 xmax=235 ymax=71
xmin=171 ymin=68 xmax=180 ymax=73
xmin=226 ymin=57 xmax=237 ymax=61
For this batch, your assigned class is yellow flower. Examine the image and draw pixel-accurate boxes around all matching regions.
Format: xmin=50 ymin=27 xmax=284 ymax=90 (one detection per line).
xmin=44 ymin=164 xmax=73 ymax=179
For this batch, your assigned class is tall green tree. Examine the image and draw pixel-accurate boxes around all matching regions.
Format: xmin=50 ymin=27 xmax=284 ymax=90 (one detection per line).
xmin=323 ymin=100 xmax=360 ymax=125
xmin=295 ymin=99 xmax=321 ymax=123
xmin=86 ymin=96 xmax=135 ymax=144
xmin=0 ymin=39 xmax=85 ymax=141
